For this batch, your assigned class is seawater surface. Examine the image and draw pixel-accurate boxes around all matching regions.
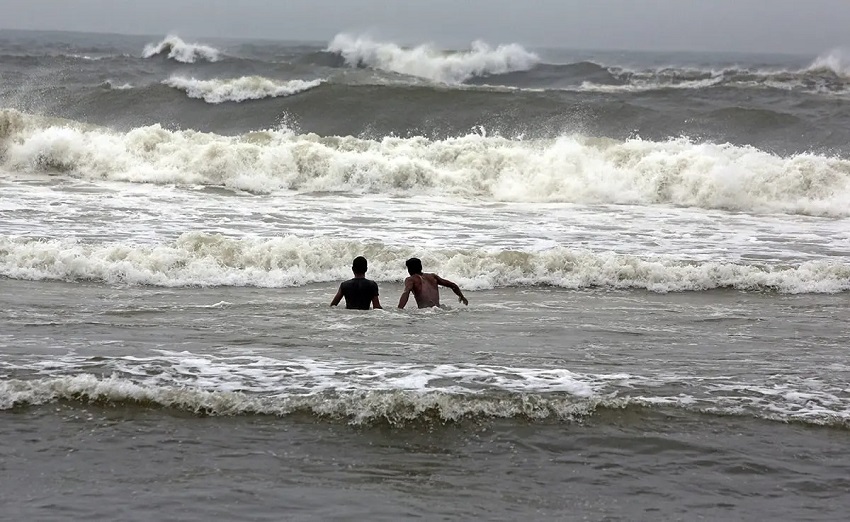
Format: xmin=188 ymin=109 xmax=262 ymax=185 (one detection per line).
xmin=2 ymin=29 xmax=850 ymax=520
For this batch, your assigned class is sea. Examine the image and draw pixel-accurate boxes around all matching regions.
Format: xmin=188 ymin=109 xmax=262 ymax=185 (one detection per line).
xmin=1 ymin=29 xmax=849 ymax=521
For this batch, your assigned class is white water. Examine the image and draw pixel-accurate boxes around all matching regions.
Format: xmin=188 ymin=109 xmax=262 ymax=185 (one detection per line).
xmin=3 ymin=109 xmax=850 ymax=217
xmin=164 ymin=76 xmax=323 ymax=103
xmin=142 ymin=35 xmax=220 ymax=63
xmin=1 ymin=231 xmax=848 ymax=292
xmin=808 ymin=48 xmax=850 ymax=77
xmin=2 ymin=353 xmax=848 ymax=426
xmin=2 ymin=108 xmax=849 ymax=292
xmin=327 ymin=34 xmax=539 ymax=84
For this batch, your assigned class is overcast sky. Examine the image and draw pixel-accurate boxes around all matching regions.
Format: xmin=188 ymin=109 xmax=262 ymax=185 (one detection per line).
xmin=1 ymin=0 xmax=848 ymax=54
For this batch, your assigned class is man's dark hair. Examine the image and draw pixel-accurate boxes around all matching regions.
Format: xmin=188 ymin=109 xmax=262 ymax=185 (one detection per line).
xmin=352 ymin=256 xmax=368 ymax=274
xmin=405 ymin=257 xmax=423 ymax=275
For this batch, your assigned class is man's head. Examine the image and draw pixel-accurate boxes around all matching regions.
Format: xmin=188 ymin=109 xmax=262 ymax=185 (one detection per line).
xmin=405 ymin=257 xmax=423 ymax=275
xmin=352 ymin=256 xmax=368 ymax=275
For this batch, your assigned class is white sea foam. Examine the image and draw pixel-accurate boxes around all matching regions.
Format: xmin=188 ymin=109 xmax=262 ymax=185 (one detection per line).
xmin=327 ymin=34 xmax=539 ymax=84
xmin=142 ymin=35 xmax=220 ymax=63
xmin=575 ymin=77 xmax=725 ymax=93
xmin=2 ymin=109 xmax=849 ymax=216
xmin=0 ymin=373 xmax=615 ymax=422
xmin=102 ymin=80 xmax=133 ymax=90
xmin=163 ymin=76 xmax=323 ymax=103
xmin=1 ymin=233 xmax=847 ymax=293
xmin=2 ymin=354 xmax=848 ymax=426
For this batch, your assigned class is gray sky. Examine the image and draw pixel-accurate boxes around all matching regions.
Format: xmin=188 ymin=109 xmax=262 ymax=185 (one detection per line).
xmin=1 ymin=0 xmax=848 ymax=54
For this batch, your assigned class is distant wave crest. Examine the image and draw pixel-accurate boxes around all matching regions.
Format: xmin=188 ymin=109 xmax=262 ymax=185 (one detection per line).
xmin=475 ymin=52 xmax=850 ymax=95
xmin=142 ymin=34 xmax=220 ymax=63
xmin=807 ymin=48 xmax=850 ymax=77
xmin=326 ymin=33 xmax=539 ymax=84
xmin=163 ymin=76 xmax=323 ymax=103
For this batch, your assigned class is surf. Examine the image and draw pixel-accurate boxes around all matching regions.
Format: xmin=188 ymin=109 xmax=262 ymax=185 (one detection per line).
xmin=326 ymin=33 xmax=540 ymax=84
xmin=2 ymin=109 xmax=850 ymax=217
xmin=3 ymin=356 xmax=848 ymax=428
xmin=1 ymin=232 xmax=848 ymax=293
xmin=163 ymin=76 xmax=324 ymax=103
xmin=142 ymin=34 xmax=221 ymax=63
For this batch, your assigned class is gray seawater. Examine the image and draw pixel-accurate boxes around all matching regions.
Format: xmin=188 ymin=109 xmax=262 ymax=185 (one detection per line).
xmin=2 ymin=280 xmax=850 ymax=520
xmin=2 ymin=29 xmax=850 ymax=520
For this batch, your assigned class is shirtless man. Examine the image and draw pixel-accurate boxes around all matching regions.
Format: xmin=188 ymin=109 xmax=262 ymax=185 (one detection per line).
xmin=397 ymin=257 xmax=468 ymax=309
xmin=330 ymin=256 xmax=382 ymax=310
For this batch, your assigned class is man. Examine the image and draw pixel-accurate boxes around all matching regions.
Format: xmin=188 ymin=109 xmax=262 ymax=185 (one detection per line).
xmin=330 ymin=256 xmax=382 ymax=310
xmin=398 ymin=257 xmax=468 ymax=309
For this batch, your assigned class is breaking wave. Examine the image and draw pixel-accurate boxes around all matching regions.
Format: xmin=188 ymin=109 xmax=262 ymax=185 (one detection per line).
xmin=326 ymin=34 xmax=539 ymax=84
xmin=163 ymin=76 xmax=324 ymax=103
xmin=2 ymin=354 xmax=848 ymax=427
xmin=1 ymin=233 xmax=848 ymax=293
xmin=807 ymin=48 xmax=850 ymax=77
xmin=577 ymin=53 xmax=850 ymax=94
xmin=472 ymin=51 xmax=850 ymax=94
xmin=2 ymin=109 xmax=849 ymax=216
xmin=142 ymin=34 xmax=221 ymax=63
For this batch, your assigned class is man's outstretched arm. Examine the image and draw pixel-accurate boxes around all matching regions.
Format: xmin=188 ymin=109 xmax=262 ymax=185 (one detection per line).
xmin=435 ymin=275 xmax=468 ymax=305
xmin=330 ymin=286 xmax=344 ymax=307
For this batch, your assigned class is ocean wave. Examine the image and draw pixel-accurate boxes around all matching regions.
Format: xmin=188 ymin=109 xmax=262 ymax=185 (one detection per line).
xmin=578 ymin=58 xmax=850 ymax=95
xmin=2 ymin=109 xmax=849 ymax=216
xmin=326 ymin=33 xmax=539 ymax=84
xmin=1 ymin=233 xmax=848 ymax=293
xmin=466 ymin=61 xmax=622 ymax=89
xmin=0 ymin=373 xmax=622 ymax=424
xmin=574 ymin=77 xmax=725 ymax=93
xmin=163 ymin=76 xmax=323 ymax=103
xmin=142 ymin=34 xmax=220 ymax=63
xmin=806 ymin=48 xmax=850 ymax=77
xmin=468 ymin=55 xmax=850 ymax=94
xmin=2 ymin=371 xmax=847 ymax=428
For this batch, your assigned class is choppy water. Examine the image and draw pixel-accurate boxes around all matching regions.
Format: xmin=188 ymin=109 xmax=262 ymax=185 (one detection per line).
xmin=2 ymin=29 xmax=850 ymax=520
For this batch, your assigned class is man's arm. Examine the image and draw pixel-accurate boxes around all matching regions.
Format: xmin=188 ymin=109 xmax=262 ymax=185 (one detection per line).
xmin=371 ymin=282 xmax=382 ymax=309
xmin=330 ymin=286 xmax=344 ymax=307
xmin=434 ymin=274 xmax=468 ymax=305
xmin=398 ymin=277 xmax=414 ymax=308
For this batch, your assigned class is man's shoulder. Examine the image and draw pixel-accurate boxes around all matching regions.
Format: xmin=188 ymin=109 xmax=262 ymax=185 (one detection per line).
xmin=341 ymin=278 xmax=359 ymax=288
xmin=343 ymin=277 xmax=378 ymax=287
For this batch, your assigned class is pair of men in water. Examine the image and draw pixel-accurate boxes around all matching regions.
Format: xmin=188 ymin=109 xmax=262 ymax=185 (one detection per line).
xmin=329 ymin=256 xmax=468 ymax=310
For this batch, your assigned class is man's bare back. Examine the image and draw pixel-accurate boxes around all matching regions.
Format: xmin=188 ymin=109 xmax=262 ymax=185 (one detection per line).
xmin=404 ymin=273 xmax=443 ymax=308
xmin=398 ymin=258 xmax=468 ymax=309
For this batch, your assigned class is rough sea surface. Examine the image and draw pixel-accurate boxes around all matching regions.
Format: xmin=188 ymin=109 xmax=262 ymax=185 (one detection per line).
xmin=1 ymin=30 xmax=849 ymax=520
